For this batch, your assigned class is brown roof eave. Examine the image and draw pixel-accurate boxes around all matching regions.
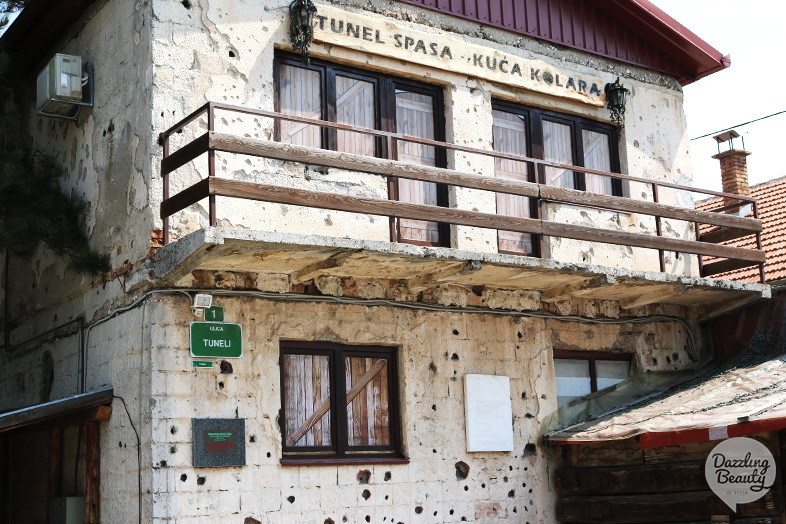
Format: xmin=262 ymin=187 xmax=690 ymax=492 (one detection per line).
xmin=598 ymin=0 xmax=730 ymax=85
xmin=0 ymin=0 xmax=98 ymax=72
xmin=0 ymin=387 xmax=113 ymax=433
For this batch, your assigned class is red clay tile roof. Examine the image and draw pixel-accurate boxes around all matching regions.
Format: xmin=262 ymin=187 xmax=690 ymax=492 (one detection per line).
xmin=697 ymin=176 xmax=786 ymax=283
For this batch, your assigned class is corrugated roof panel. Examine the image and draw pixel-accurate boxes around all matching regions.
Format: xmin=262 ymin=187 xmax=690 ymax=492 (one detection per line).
xmin=397 ymin=0 xmax=726 ymax=84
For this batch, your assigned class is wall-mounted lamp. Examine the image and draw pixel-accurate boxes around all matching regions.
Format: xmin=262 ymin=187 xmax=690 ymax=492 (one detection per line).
xmin=289 ymin=0 xmax=317 ymax=65
xmin=604 ymin=77 xmax=629 ymax=131
xmin=192 ymin=293 xmax=213 ymax=317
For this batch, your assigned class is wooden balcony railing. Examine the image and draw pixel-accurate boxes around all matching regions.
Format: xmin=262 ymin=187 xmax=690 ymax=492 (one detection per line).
xmin=159 ymin=102 xmax=766 ymax=283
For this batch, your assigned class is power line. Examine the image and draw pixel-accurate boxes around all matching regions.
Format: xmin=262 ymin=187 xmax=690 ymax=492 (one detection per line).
xmin=691 ymin=110 xmax=786 ymax=140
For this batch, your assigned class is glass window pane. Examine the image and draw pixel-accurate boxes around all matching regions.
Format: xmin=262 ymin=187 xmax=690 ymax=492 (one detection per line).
xmin=596 ymin=360 xmax=630 ymax=391
xmin=395 ymin=90 xmax=440 ymax=243
xmin=554 ymin=358 xmax=591 ymax=407
xmin=279 ymin=64 xmax=322 ymax=147
xmin=345 ymin=356 xmax=390 ymax=447
xmin=282 ymin=354 xmax=332 ymax=447
xmin=492 ymin=109 xmax=533 ymax=254
xmin=582 ymin=129 xmax=613 ymax=195
xmin=336 ymin=75 xmax=375 ymax=156
xmin=543 ymin=120 xmax=574 ymax=188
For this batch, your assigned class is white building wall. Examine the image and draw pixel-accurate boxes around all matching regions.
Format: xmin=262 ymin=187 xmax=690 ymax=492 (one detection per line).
xmin=145 ymin=293 xmax=693 ymax=523
xmin=151 ymin=0 xmax=696 ymax=275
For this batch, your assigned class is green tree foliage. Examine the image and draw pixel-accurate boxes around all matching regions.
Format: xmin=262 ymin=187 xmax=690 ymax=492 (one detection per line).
xmin=0 ymin=2 xmax=109 ymax=275
xmin=0 ymin=151 xmax=109 ymax=275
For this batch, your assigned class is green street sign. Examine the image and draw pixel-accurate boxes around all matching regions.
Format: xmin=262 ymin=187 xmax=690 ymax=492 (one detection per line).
xmin=190 ymin=322 xmax=242 ymax=358
xmin=204 ymin=306 xmax=224 ymax=322
xmin=192 ymin=360 xmax=214 ymax=368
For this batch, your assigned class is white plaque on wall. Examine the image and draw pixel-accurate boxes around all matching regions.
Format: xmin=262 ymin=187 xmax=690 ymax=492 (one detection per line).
xmin=464 ymin=374 xmax=514 ymax=452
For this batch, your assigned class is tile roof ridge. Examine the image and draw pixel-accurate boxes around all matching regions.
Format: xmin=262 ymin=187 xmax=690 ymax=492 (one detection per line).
xmin=750 ymin=174 xmax=786 ymax=191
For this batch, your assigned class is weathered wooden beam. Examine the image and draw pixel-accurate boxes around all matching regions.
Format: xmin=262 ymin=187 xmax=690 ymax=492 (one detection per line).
xmin=160 ymin=178 xmax=211 ymax=219
xmin=203 ymin=177 xmax=765 ymax=263
xmin=404 ymin=260 xmax=483 ymax=293
xmin=694 ymin=294 xmax=761 ymax=321
xmin=700 ymin=226 xmax=757 ymax=244
xmin=541 ymin=221 xmax=765 ymax=263
xmin=208 ymin=178 xmax=545 ymax=236
xmin=85 ymin=405 xmax=112 ymax=422
xmin=209 ymin=132 xmax=541 ymax=198
xmin=556 ymin=491 xmax=778 ymax=523
xmin=161 ymin=132 xmax=210 ymax=176
xmin=208 ymin=133 xmax=761 ymax=232
xmin=541 ymin=185 xmax=761 ymax=232
xmin=289 ymin=251 xmax=358 ymax=283
xmin=556 ymin=460 xmax=708 ymax=495
xmin=85 ymin=421 xmax=100 ymax=524
xmin=701 ymin=258 xmax=763 ymax=278
xmin=540 ymin=276 xmax=608 ymax=303
xmin=46 ymin=427 xmax=63 ymax=524
xmin=619 ymin=286 xmax=684 ymax=309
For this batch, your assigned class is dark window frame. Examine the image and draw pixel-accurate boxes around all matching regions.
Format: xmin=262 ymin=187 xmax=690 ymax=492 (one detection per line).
xmin=553 ymin=350 xmax=631 ymax=394
xmin=274 ymin=52 xmax=450 ymax=247
xmin=279 ymin=341 xmax=404 ymax=464
xmin=491 ymin=100 xmax=622 ymax=196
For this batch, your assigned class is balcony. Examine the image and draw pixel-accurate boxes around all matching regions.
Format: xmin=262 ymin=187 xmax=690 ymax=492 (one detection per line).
xmin=153 ymin=102 xmax=767 ymax=314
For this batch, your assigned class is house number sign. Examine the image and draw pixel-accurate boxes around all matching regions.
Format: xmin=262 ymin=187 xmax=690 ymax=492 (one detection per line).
xmin=311 ymin=4 xmax=606 ymax=107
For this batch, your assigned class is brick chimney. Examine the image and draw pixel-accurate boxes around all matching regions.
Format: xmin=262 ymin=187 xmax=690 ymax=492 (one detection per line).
xmin=712 ymin=130 xmax=750 ymax=206
xmin=713 ymin=148 xmax=751 ymax=196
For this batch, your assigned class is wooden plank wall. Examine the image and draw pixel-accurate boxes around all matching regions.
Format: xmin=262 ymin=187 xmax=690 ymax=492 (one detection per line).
xmin=554 ymin=432 xmax=786 ymax=523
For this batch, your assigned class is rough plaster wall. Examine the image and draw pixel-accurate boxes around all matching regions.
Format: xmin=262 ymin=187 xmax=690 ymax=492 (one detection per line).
xmin=151 ymin=0 xmax=696 ymax=275
xmin=0 ymin=0 xmax=156 ymax=359
xmin=88 ymin=305 xmax=154 ymax=522
xmin=146 ymin=294 xmax=691 ymax=523
xmin=25 ymin=0 xmax=154 ymax=279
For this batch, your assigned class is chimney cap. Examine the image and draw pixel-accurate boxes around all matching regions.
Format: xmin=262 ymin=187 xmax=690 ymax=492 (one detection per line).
xmin=713 ymin=129 xmax=740 ymax=144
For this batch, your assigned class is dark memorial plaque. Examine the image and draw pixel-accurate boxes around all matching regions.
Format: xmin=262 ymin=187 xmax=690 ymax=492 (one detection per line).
xmin=192 ymin=418 xmax=245 ymax=468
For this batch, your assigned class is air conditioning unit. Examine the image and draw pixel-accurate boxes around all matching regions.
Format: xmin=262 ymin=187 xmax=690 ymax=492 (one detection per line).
xmin=36 ymin=54 xmax=85 ymax=117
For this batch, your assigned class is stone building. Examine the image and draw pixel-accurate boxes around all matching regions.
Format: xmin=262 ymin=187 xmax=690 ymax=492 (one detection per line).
xmin=0 ymin=0 xmax=769 ymax=522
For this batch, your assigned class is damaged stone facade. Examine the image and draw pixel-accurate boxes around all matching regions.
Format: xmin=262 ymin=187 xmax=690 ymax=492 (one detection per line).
xmin=155 ymin=0 xmax=696 ymax=273
xmin=0 ymin=0 xmax=747 ymax=522
xmin=147 ymin=282 xmax=693 ymax=522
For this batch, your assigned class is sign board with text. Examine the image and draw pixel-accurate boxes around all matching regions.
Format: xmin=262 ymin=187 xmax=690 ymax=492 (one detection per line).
xmin=312 ymin=4 xmax=605 ymax=106
xmin=192 ymin=418 xmax=246 ymax=468
xmin=464 ymin=374 xmax=514 ymax=452
xmin=190 ymin=322 xmax=242 ymax=358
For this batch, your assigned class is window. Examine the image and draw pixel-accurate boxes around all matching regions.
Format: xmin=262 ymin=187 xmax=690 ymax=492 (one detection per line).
xmin=275 ymin=53 xmax=449 ymax=246
xmin=279 ymin=342 xmax=402 ymax=462
xmin=492 ymin=101 xmax=621 ymax=255
xmin=553 ymin=351 xmax=631 ymax=407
